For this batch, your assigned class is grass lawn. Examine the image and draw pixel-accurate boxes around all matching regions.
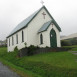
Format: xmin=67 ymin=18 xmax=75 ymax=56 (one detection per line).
xmin=63 ymin=45 xmax=77 ymax=48
xmin=63 ymin=45 xmax=77 ymax=51
xmin=0 ymin=46 xmax=77 ymax=77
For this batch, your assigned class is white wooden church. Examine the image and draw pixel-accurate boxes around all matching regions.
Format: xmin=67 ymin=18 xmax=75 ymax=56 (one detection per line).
xmin=7 ymin=5 xmax=61 ymax=52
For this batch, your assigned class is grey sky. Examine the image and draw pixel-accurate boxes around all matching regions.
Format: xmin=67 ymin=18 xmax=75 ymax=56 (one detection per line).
xmin=0 ymin=0 xmax=77 ymax=40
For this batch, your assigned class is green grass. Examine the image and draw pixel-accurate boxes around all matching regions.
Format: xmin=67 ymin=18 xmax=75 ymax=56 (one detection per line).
xmin=0 ymin=47 xmax=41 ymax=77
xmin=0 ymin=58 xmax=41 ymax=77
xmin=63 ymin=45 xmax=77 ymax=51
xmin=71 ymin=48 xmax=77 ymax=51
xmin=63 ymin=45 xmax=77 ymax=48
xmin=0 ymin=47 xmax=77 ymax=77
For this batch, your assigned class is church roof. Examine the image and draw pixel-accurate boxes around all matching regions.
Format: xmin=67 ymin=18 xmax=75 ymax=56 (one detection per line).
xmin=7 ymin=8 xmax=40 ymax=38
xmin=38 ymin=19 xmax=61 ymax=33
xmin=38 ymin=20 xmax=52 ymax=33
xmin=10 ymin=11 xmax=38 ymax=35
xmin=7 ymin=6 xmax=61 ymax=38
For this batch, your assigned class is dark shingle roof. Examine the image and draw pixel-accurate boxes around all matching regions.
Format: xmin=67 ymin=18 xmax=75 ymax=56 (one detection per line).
xmin=7 ymin=6 xmax=61 ymax=38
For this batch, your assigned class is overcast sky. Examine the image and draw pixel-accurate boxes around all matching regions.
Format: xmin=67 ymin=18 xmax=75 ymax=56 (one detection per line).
xmin=0 ymin=0 xmax=77 ymax=40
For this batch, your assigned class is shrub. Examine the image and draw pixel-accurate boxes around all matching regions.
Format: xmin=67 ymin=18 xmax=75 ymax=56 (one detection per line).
xmin=36 ymin=45 xmax=40 ymax=49
xmin=18 ymin=45 xmax=40 ymax=57
xmin=14 ymin=46 xmax=18 ymax=52
xmin=61 ymin=38 xmax=77 ymax=46
xmin=24 ymin=42 xmax=27 ymax=47
xmin=45 ymin=46 xmax=49 ymax=48
xmin=70 ymin=38 xmax=77 ymax=45
xmin=61 ymin=40 xmax=72 ymax=46
xmin=27 ymin=45 xmax=37 ymax=56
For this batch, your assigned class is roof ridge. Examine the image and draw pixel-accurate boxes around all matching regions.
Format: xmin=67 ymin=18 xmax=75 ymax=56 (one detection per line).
xmin=7 ymin=6 xmax=45 ymax=38
xmin=7 ymin=5 xmax=61 ymax=38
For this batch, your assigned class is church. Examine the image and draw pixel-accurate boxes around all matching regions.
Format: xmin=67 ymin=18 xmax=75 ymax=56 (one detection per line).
xmin=7 ymin=5 xmax=61 ymax=52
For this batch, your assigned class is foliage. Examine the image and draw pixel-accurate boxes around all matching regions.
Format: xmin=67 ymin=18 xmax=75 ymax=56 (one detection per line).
xmin=62 ymin=45 xmax=77 ymax=51
xmin=63 ymin=45 xmax=77 ymax=48
xmin=27 ymin=45 xmax=37 ymax=56
xmin=0 ymin=47 xmax=77 ymax=77
xmin=19 ymin=45 xmax=40 ymax=57
xmin=70 ymin=38 xmax=77 ymax=45
xmin=45 ymin=46 xmax=49 ymax=48
xmin=71 ymin=47 xmax=77 ymax=51
xmin=0 ymin=58 xmax=41 ymax=77
xmin=14 ymin=46 xmax=18 ymax=52
xmin=61 ymin=40 xmax=72 ymax=46
xmin=24 ymin=42 xmax=27 ymax=47
xmin=61 ymin=38 xmax=77 ymax=46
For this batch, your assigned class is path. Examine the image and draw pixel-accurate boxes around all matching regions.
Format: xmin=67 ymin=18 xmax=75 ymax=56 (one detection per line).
xmin=0 ymin=62 xmax=20 ymax=77
xmin=68 ymin=51 xmax=77 ymax=55
xmin=69 ymin=51 xmax=77 ymax=62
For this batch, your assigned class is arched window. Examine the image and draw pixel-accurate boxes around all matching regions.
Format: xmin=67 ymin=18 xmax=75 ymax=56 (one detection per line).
xmin=22 ymin=31 xmax=24 ymax=42
xmin=40 ymin=34 xmax=43 ymax=44
xmin=12 ymin=36 xmax=14 ymax=45
xmin=16 ymin=34 xmax=18 ymax=44
xmin=9 ymin=38 xmax=10 ymax=46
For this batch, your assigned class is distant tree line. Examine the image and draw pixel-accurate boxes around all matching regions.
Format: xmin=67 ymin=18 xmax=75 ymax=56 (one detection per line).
xmin=0 ymin=40 xmax=7 ymax=47
xmin=61 ymin=37 xmax=77 ymax=46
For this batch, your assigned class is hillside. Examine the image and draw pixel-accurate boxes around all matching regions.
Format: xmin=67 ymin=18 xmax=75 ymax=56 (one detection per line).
xmin=61 ymin=33 xmax=77 ymax=40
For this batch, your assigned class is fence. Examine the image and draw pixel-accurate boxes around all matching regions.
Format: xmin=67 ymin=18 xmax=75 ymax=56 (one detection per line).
xmin=18 ymin=47 xmax=71 ymax=57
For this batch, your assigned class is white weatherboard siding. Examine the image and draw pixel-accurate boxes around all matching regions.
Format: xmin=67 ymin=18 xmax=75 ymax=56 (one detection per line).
xmin=27 ymin=8 xmax=51 ymax=46
xmin=8 ymin=28 xmax=28 ymax=52
xmin=38 ymin=24 xmax=61 ymax=47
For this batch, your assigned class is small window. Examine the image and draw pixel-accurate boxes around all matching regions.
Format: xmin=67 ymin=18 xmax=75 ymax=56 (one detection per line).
xmin=40 ymin=34 xmax=43 ymax=44
xmin=9 ymin=38 xmax=10 ymax=46
xmin=16 ymin=34 xmax=18 ymax=44
xmin=12 ymin=36 xmax=14 ymax=45
xmin=22 ymin=31 xmax=24 ymax=42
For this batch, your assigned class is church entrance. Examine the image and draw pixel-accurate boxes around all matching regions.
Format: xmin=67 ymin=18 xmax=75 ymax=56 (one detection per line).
xmin=50 ymin=29 xmax=57 ymax=48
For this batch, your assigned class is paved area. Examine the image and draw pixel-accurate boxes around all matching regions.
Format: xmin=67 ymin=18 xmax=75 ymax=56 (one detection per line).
xmin=69 ymin=51 xmax=77 ymax=62
xmin=68 ymin=51 xmax=77 ymax=55
xmin=72 ymin=53 xmax=77 ymax=55
xmin=0 ymin=62 xmax=20 ymax=77
xmin=68 ymin=51 xmax=77 ymax=53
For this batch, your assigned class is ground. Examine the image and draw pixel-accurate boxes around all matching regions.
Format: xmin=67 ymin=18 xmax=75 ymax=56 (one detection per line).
xmin=0 ymin=62 xmax=20 ymax=77
xmin=0 ymin=46 xmax=77 ymax=77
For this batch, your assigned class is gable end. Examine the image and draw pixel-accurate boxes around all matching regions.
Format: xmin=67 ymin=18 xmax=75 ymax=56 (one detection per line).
xmin=7 ymin=5 xmax=61 ymax=38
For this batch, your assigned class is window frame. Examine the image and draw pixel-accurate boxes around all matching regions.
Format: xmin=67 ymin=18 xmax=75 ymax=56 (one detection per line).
xmin=40 ymin=34 xmax=43 ymax=44
xmin=22 ymin=31 xmax=24 ymax=42
xmin=16 ymin=34 xmax=18 ymax=44
xmin=9 ymin=38 xmax=10 ymax=46
xmin=12 ymin=36 xmax=14 ymax=45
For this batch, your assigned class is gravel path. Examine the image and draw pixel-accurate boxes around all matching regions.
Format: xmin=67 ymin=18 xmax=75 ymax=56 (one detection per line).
xmin=68 ymin=51 xmax=77 ymax=55
xmin=68 ymin=51 xmax=77 ymax=53
xmin=0 ymin=62 xmax=20 ymax=77
xmin=69 ymin=51 xmax=77 ymax=62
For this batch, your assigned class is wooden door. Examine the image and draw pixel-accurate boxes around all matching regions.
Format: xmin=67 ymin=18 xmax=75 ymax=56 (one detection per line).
xmin=50 ymin=29 xmax=57 ymax=47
